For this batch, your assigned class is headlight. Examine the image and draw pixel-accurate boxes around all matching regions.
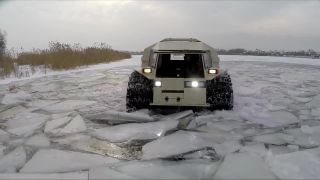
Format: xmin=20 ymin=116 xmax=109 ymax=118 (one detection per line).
xmin=143 ymin=68 xmax=152 ymax=73
xmin=191 ymin=81 xmax=199 ymax=87
xmin=185 ymin=81 xmax=205 ymax=88
xmin=155 ymin=80 xmax=161 ymax=87
xmin=208 ymin=69 xmax=218 ymax=74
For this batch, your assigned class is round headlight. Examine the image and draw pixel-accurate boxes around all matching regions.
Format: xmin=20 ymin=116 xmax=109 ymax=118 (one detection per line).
xmin=191 ymin=81 xmax=199 ymax=87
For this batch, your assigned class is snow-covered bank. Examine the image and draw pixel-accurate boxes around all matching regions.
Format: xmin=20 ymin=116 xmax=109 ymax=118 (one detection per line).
xmin=1 ymin=55 xmax=320 ymax=85
xmin=220 ymin=55 xmax=320 ymax=66
xmin=0 ymin=56 xmax=140 ymax=85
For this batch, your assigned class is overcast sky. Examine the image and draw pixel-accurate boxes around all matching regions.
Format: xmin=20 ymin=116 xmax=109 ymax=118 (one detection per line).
xmin=0 ymin=0 xmax=319 ymax=51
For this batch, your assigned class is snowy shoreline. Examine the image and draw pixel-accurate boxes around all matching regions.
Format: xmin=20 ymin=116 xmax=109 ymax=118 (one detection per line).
xmin=1 ymin=55 xmax=320 ymax=85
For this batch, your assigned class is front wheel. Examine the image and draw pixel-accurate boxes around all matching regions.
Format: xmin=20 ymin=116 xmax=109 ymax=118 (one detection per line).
xmin=206 ymin=71 xmax=233 ymax=110
xmin=126 ymin=71 xmax=153 ymax=112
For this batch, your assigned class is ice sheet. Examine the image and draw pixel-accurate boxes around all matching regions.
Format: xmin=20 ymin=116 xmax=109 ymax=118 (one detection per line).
xmin=20 ymin=149 xmax=119 ymax=173
xmin=92 ymin=119 xmax=178 ymax=143
xmin=214 ymin=153 xmax=276 ymax=179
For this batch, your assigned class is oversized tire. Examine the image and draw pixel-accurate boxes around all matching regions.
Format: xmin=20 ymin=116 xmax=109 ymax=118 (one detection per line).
xmin=206 ymin=71 xmax=233 ymax=110
xmin=126 ymin=71 xmax=153 ymax=112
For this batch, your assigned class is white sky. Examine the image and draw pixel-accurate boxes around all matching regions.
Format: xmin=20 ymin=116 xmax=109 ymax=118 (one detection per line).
xmin=0 ymin=0 xmax=319 ymax=51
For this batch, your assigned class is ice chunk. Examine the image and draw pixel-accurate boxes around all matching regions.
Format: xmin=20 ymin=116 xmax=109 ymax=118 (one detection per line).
xmin=0 ymin=171 xmax=88 ymax=180
xmin=214 ymin=153 xmax=276 ymax=179
xmin=69 ymin=137 xmax=141 ymax=160
xmin=44 ymin=116 xmax=72 ymax=135
xmin=51 ymin=134 xmax=91 ymax=145
xmin=240 ymin=110 xmax=299 ymax=128
xmin=164 ymin=110 xmax=194 ymax=120
xmin=89 ymin=166 xmax=136 ymax=179
xmin=213 ymin=140 xmax=242 ymax=156
xmin=86 ymin=110 xmax=155 ymax=125
xmin=306 ymin=94 xmax=320 ymax=108
xmin=267 ymin=147 xmax=320 ymax=179
xmin=6 ymin=112 xmax=49 ymax=137
xmin=0 ymin=129 xmax=10 ymax=143
xmin=114 ymin=159 xmax=218 ymax=179
xmin=285 ymin=128 xmax=320 ymax=148
xmin=252 ymin=133 xmax=294 ymax=145
xmin=240 ymin=143 xmax=267 ymax=157
xmin=142 ymin=131 xmax=210 ymax=160
xmin=92 ymin=119 xmax=178 ymax=143
xmin=1 ymin=91 xmax=31 ymax=105
xmin=0 ymin=105 xmax=27 ymax=119
xmin=20 ymin=149 xmax=119 ymax=173
xmin=31 ymin=83 xmax=60 ymax=93
xmin=0 ymin=147 xmax=26 ymax=173
xmin=206 ymin=120 xmax=245 ymax=131
xmin=25 ymin=134 xmax=50 ymax=147
xmin=41 ymin=100 xmax=96 ymax=113
xmin=268 ymin=145 xmax=295 ymax=155
xmin=7 ymin=112 xmax=50 ymax=129
xmin=311 ymin=108 xmax=320 ymax=116
xmin=58 ymin=115 xmax=87 ymax=136
xmin=26 ymin=100 xmax=59 ymax=109
xmin=181 ymin=147 xmax=219 ymax=160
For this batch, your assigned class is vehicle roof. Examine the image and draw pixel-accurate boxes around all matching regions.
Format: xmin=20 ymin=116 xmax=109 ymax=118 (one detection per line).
xmin=150 ymin=38 xmax=214 ymax=51
xmin=141 ymin=38 xmax=220 ymax=68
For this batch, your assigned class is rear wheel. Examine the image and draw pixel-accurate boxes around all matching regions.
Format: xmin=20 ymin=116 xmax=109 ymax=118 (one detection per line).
xmin=206 ymin=71 xmax=233 ymax=110
xmin=126 ymin=71 xmax=153 ymax=112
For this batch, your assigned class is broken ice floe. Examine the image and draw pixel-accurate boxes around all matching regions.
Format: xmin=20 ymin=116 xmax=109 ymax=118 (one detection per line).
xmin=6 ymin=112 xmax=49 ymax=137
xmin=92 ymin=119 xmax=178 ymax=143
xmin=0 ymin=146 xmax=26 ymax=173
xmin=285 ymin=127 xmax=320 ymax=148
xmin=58 ymin=114 xmax=87 ymax=135
xmin=20 ymin=149 xmax=119 ymax=173
xmin=214 ymin=153 xmax=276 ymax=179
xmin=142 ymin=131 xmax=213 ymax=160
xmin=41 ymin=100 xmax=96 ymax=113
xmin=44 ymin=116 xmax=72 ymax=135
xmin=86 ymin=110 xmax=156 ymax=125
xmin=0 ymin=171 xmax=88 ymax=180
xmin=89 ymin=166 xmax=136 ymax=179
xmin=240 ymin=110 xmax=299 ymax=128
xmin=239 ymin=143 xmax=267 ymax=157
xmin=163 ymin=110 xmax=194 ymax=120
xmin=69 ymin=137 xmax=142 ymax=160
xmin=44 ymin=114 xmax=86 ymax=136
xmin=0 ymin=105 xmax=27 ymax=119
xmin=25 ymin=134 xmax=50 ymax=147
xmin=251 ymin=133 xmax=294 ymax=145
xmin=0 ymin=129 xmax=10 ymax=143
xmin=1 ymin=91 xmax=31 ymax=105
xmin=109 ymin=159 xmax=219 ymax=179
xmin=267 ymin=147 xmax=320 ymax=179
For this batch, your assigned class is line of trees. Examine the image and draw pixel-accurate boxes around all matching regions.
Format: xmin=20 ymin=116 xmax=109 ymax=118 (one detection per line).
xmin=217 ymin=48 xmax=320 ymax=59
xmin=129 ymin=49 xmax=320 ymax=59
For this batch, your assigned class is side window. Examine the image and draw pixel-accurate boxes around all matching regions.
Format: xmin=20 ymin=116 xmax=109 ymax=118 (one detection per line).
xmin=148 ymin=52 xmax=157 ymax=68
xmin=203 ymin=52 xmax=212 ymax=68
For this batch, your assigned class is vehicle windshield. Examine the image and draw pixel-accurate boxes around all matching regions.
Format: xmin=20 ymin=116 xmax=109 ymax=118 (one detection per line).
xmin=156 ymin=53 xmax=204 ymax=78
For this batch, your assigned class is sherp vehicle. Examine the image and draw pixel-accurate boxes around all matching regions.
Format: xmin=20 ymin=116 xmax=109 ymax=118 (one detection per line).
xmin=126 ymin=38 xmax=233 ymax=112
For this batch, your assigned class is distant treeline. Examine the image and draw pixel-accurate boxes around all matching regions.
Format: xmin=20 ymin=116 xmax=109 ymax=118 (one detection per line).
xmin=128 ymin=49 xmax=320 ymax=59
xmin=216 ymin=48 xmax=320 ymax=59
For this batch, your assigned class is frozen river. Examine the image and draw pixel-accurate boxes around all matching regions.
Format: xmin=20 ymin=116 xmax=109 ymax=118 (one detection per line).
xmin=0 ymin=55 xmax=320 ymax=179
